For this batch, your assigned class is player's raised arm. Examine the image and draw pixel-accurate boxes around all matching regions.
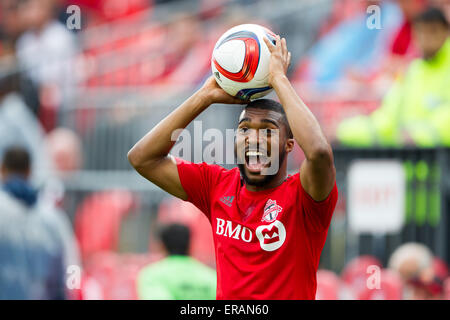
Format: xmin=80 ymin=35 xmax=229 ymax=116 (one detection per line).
xmin=127 ymin=76 xmax=243 ymax=200
xmin=263 ymin=36 xmax=335 ymax=201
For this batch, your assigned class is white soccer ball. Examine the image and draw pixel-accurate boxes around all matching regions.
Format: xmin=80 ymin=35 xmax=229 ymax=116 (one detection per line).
xmin=211 ymin=24 xmax=276 ymax=100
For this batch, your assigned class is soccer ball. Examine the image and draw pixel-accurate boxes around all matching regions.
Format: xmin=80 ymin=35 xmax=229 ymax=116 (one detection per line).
xmin=211 ymin=24 xmax=277 ymax=100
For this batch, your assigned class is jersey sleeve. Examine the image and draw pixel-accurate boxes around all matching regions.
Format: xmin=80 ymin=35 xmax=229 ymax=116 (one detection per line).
xmin=299 ymin=179 xmax=338 ymax=233
xmin=175 ymin=157 xmax=222 ymax=220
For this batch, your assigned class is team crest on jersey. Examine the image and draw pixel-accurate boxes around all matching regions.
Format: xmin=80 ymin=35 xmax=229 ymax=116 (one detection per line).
xmin=262 ymin=199 xmax=282 ymax=222
xmin=256 ymin=220 xmax=286 ymax=251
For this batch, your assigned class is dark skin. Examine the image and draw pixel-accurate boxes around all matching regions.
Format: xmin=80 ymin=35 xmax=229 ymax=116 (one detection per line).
xmin=413 ymin=21 xmax=449 ymax=60
xmin=235 ymin=107 xmax=294 ymax=191
xmin=128 ymin=36 xmax=335 ymax=202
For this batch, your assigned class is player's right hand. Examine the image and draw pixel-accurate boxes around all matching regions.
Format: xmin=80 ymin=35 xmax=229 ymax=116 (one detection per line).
xmin=199 ymin=76 xmax=247 ymax=105
xmin=263 ymin=35 xmax=291 ymax=87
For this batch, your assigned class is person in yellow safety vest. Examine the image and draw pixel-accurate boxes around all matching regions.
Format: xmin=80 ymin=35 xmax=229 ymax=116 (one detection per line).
xmin=337 ymin=7 xmax=450 ymax=147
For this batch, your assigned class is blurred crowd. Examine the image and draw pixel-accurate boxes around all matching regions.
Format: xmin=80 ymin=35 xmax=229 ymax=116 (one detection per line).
xmin=317 ymin=243 xmax=450 ymax=300
xmin=0 ymin=0 xmax=450 ymax=299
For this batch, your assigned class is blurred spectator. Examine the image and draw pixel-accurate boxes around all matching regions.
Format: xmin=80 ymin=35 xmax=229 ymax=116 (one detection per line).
xmin=388 ymin=242 xmax=433 ymax=281
xmin=46 ymin=127 xmax=83 ymax=177
xmin=0 ymin=146 xmax=65 ymax=299
xmin=407 ymin=257 xmax=449 ymax=299
xmin=378 ymin=0 xmax=426 ymax=81
xmin=152 ymin=198 xmax=215 ymax=267
xmin=16 ymin=0 xmax=78 ymax=129
xmin=431 ymin=0 xmax=450 ymax=21
xmin=41 ymin=127 xmax=83 ymax=299
xmin=337 ymin=7 xmax=450 ymax=147
xmin=0 ymin=0 xmax=27 ymax=54
xmin=137 ymin=224 xmax=216 ymax=300
xmin=0 ymin=0 xmax=41 ymax=116
xmin=387 ymin=242 xmax=444 ymax=299
xmin=408 ymin=257 xmax=449 ymax=299
xmin=0 ymin=65 xmax=51 ymax=187
xmin=391 ymin=0 xmax=427 ymax=57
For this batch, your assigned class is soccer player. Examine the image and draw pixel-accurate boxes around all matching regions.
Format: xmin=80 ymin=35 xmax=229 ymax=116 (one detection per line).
xmin=128 ymin=35 xmax=338 ymax=299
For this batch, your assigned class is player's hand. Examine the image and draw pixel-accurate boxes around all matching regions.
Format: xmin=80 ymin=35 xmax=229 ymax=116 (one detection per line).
xmin=263 ymin=35 xmax=291 ymax=87
xmin=199 ymin=76 xmax=246 ymax=105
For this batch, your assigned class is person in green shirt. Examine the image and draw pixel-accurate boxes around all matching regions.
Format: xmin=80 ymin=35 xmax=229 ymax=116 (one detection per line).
xmin=137 ymin=223 xmax=216 ymax=300
xmin=337 ymin=7 xmax=450 ymax=147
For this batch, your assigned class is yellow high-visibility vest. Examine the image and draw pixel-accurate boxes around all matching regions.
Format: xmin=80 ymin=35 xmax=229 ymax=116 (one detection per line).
xmin=338 ymin=38 xmax=450 ymax=147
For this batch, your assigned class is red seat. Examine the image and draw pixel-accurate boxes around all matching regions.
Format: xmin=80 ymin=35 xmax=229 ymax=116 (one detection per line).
xmin=359 ymin=269 xmax=403 ymax=300
xmin=81 ymin=251 xmax=163 ymax=300
xmin=341 ymin=255 xmax=382 ymax=299
xmin=80 ymin=275 xmax=104 ymax=300
xmin=432 ymin=257 xmax=449 ymax=281
xmin=316 ymin=270 xmax=341 ymax=300
xmin=75 ymin=191 xmax=134 ymax=261
xmin=444 ymin=277 xmax=450 ymax=300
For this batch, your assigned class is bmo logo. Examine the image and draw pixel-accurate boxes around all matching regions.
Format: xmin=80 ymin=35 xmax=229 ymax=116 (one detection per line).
xmin=255 ymin=220 xmax=286 ymax=251
xmin=216 ymin=218 xmax=253 ymax=242
xmin=215 ymin=218 xmax=286 ymax=252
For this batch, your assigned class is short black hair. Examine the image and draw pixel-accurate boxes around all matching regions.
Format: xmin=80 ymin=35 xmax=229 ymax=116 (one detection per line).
xmin=0 ymin=68 xmax=20 ymax=96
xmin=244 ymin=99 xmax=293 ymax=138
xmin=413 ymin=7 xmax=449 ymax=28
xmin=159 ymin=223 xmax=190 ymax=256
xmin=2 ymin=146 xmax=31 ymax=174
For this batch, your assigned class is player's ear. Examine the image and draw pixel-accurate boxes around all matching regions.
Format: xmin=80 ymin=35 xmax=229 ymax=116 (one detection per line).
xmin=285 ymin=138 xmax=295 ymax=153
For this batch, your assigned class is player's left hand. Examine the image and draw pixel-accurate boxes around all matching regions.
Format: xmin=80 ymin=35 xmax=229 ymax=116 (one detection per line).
xmin=263 ymin=35 xmax=291 ymax=87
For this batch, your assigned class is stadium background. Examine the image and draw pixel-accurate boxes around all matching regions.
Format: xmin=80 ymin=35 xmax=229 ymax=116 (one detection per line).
xmin=1 ymin=0 xmax=450 ymax=299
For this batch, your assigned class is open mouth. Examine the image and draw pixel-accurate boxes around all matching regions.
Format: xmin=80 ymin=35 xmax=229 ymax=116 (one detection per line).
xmin=245 ymin=149 xmax=271 ymax=173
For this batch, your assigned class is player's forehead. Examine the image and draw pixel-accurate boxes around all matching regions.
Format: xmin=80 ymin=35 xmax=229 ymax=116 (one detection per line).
xmin=238 ymin=108 xmax=283 ymax=126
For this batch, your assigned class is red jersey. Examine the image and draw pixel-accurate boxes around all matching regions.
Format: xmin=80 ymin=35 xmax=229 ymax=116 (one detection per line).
xmin=176 ymin=158 xmax=338 ymax=300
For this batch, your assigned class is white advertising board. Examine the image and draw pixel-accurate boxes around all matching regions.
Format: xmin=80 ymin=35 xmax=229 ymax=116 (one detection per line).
xmin=348 ymin=160 xmax=406 ymax=234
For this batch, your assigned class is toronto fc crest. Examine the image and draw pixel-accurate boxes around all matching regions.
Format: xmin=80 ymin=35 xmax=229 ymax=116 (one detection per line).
xmin=262 ymin=199 xmax=282 ymax=222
